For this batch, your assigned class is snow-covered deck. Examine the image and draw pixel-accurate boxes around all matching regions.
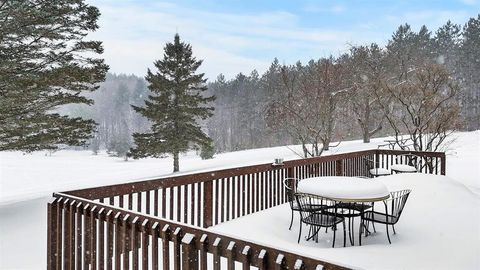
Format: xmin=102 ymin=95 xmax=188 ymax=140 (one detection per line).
xmin=210 ymin=173 xmax=480 ymax=269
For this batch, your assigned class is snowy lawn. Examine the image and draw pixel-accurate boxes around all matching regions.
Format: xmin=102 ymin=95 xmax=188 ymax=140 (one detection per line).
xmin=210 ymin=173 xmax=480 ymax=269
xmin=0 ymin=131 xmax=479 ymax=269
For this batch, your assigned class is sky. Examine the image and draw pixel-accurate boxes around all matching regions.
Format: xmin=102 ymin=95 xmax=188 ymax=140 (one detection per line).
xmin=87 ymin=0 xmax=480 ymax=81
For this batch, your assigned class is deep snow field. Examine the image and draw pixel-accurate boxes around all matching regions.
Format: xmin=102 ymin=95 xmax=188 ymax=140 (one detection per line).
xmin=0 ymin=131 xmax=479 ymax=269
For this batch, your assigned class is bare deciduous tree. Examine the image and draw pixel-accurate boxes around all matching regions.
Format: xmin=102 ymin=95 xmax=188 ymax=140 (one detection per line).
xmin=345 ymin=44 xmax=389 ymax=143
xmin=376 ymin=63 xmax=461 ymax=153
xmin=266 ymin=58 xmax=348 ymax=158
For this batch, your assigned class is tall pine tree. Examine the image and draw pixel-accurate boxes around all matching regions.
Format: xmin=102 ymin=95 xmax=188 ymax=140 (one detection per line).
xmin=130 ymin=34 xmax=215 ymax=172
xmin=0 ymin=0 xmax=108 ymax=151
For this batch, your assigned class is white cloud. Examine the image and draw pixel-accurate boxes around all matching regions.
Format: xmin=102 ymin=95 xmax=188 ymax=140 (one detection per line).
xmin=87 ymin=0 xmax=357 ymax=80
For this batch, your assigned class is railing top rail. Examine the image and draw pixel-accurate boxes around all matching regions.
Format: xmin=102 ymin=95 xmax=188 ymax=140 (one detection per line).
xmin=64 ymin=149 xmax=375 ymax=199
xmin=376 ymin=149 xmax=446 ymax=157
xmin=53 ymin=192 xmax=352 ymax=270
xmin=64 ymin=149 xmax=445 ymax=199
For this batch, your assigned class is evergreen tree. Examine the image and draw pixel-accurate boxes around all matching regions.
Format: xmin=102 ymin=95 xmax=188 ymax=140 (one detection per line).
xmin=130 ymin=34 xmax=215 ymax=172
xmin=0 ymin=0 xmax=108 ymax=151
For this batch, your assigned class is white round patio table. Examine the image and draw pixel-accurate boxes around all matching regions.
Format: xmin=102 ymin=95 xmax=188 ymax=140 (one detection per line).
xmin=296 ymin=176 xmax=390 ymax=246
xmin=297 ymin=176 xmax=390 ymax=202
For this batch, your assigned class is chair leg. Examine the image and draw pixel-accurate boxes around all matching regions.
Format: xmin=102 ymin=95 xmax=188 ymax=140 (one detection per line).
xmin=289 ymin=210 xmax=294 ymax=230
xmin=359 ymin=218 xmax=363 ymax=246
xmin=392 ymin=224 xmax=397 ymax=234
xmin=348 ymin=217 xmax=353 ymax=245
xmin=343 ymin=221 xmax=346 ymax=247
xmin=298 ymin=222 xmax=302 ymax=243
xmin=386 ymin=223 xmax=391 ymax=244
xmin=332 ymin=224 xmax=337 ymax=248
xmin=372 ymin=222 xmax=377 ymax=233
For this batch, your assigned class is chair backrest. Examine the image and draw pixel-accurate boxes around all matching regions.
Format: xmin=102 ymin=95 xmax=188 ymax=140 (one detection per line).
xmin=395 ymin=154 xmax=421 ymax=169
xmin=389 ymin=189 xmax=411 ymax=221
xmin=294 ymin=193 xmax=338 ymax=221
xmin=363 ymin=157 xmax=375 ymax=170
xmin=283 ymin=178 xmax=299 ymax=208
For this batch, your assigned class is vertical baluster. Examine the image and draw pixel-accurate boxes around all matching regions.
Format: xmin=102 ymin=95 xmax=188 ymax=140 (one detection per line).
xmin=293 ymin=259 xmax=305 ymax=270
xmin=233 ymin=176 xmax=238 ymax=219
xmin=197 ymin=182 xmax=202 ymax=227
xmin=181 ymin=233 xmax=197 ymax=270
xmin=255 ymin=173 xmax=259 ymax=212
xmin=83 ymin=204 xmax=91 ymax=270
xmin=131 ymin=217 xmax=139 ymax=270
xmin=137 ymin=192 xmax=142 ymax=213
xmin=105 ymin=210 xmax=114 ymax=270
xmin=121 ymin=214 xmax=129 ymax=270
xmin=240 ymin=245 xmax=251 ymax=270
xmin=98 ymin=208 xmax=105 ymax=270
xmin=199 ymin=234 xmax=208 ymax=270
xmin=151 ymin=222 xmax=159 ymax=270
xmin=183 ymin=185 xmax=188 ymax=223
xmin=215 ymin=180 xmax=219 ymax=225
xmin=226 ymin=241 xmax=236 ymax=270
xmin=173 ymin=228 xmax=182 ymax=270
xmin=190 ymin=184 xmax=195 ymax=225
xmin=220 ymin=179 xmax=225 ymax=223
xmin=161 ymin=225 xmax=171 ymax=270
xmin=146 ymin=190 xmax=151 ymax=215
xmin=141 ymin=220 xmax=149 ymax=270
xmin=161 ymin=188 xmax=166 ymax=219
xmin=177 ymin=186 xmax=181 ymax=222
xmin=240 ymin=175 xmax=245 ymax=217
xmin=76 ymin=202 xmax=84 ymax=270
xmin=169 ymin=188 xmax=174 ymax=220
xmin=114 ymin=212 xmax=122 ymax=270
xmin=212 ymin=238 xmax=221 ymax=270
xmin=275 ymin=254 xmax=285 ymax=270
xmin=257 ymin=250 xmax=267 ymax=270
xmin=128 ymin=194 xmax=133 ymax=210
xmin=226 ymin=177 xmax=231 ymax=221
xmin=246 ymin=174 xmax=251 ymax=214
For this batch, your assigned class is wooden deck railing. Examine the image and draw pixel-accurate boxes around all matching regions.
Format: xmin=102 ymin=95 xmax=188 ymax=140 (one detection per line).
xmin=48 ymin=149 xmax=445 ymax=270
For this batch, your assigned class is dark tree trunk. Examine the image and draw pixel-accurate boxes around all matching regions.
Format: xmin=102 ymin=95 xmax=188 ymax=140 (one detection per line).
xmin=363 ymin=130 xmax=371 ymax=143
xmin=173 ymin=152 xmax=179 ymax=172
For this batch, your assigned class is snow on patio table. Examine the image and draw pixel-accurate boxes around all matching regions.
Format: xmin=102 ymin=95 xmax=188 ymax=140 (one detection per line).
xmin=210 ymin=173 xmax=480 ymax=270
xmin=297 ymin=176 xmax=390 ymax=200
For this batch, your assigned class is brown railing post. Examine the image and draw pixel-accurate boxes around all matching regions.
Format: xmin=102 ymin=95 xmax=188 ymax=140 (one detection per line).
xmin=181 ymin=233 xmax=198 ymax=270
xmin=335 ymin=159 xmax=343 ymax=176
xmin=440 ymin=153 xmax=446 ymax=175
xmin=203 ymin=180 xmax=213 ymax=228
xmin=47 ymin=199 xmax=57 ymax=270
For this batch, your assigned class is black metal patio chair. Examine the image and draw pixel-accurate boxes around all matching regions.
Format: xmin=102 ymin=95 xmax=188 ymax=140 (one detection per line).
xmin=284 ymin=178 xmax=326 ymax=230
xmin=391 ymin=154 xmax=421 ymax=173
xmin=361 ymin=189 xmax=412 ymax=244
xmin=284 ymin=177 xmax=300 ymax=230
xmin=364 ymin=157 xmax=391 ymax=177
xmin=295 ymin=193 xmax=346 ymax=247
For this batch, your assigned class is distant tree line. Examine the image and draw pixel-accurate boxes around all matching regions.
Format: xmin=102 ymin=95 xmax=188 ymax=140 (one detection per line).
xmin=206 ymin=16 xmax=479 ymax=155
xmin=67 ymin=16 xmax=478 ymax=158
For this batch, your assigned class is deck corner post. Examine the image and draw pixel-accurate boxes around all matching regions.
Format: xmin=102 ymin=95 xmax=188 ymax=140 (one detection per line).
xmin=203 ymin=180 xmax=213 ymax=228
xmin=47 ymin=200 xmax=58 ymax=270
xmin=440 ymin=153 xmax=446 ymax=175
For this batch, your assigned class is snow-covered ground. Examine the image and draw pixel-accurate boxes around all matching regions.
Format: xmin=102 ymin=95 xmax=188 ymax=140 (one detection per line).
xmin=210 ymin=173 xmax=480 ymax=270
xmin=0 ymin=131 xmax=479 ymax=269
